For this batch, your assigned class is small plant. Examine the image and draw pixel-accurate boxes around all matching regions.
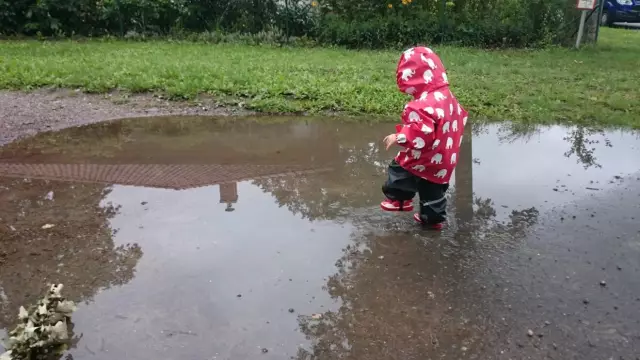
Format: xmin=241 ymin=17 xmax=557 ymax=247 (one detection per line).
xmin=1 ymin=284 xmax=77 ymax=360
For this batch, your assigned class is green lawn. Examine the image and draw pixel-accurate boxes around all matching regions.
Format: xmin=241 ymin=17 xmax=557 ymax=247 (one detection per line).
xmin=1 ymin=28 xmax=639 ymax=127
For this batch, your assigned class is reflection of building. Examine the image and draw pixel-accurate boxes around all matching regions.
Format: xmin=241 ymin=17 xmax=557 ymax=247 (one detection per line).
xmin=219 ymin=182 xmax=239 ymax=203
xmin=219 ymin=182 xmax=239 ymax=212
xmin=0 ymin=163 xmax=332 ymax=190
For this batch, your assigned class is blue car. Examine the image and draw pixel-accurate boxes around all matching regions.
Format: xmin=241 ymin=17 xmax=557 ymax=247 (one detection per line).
xmin=602 ymin=0 xmax=640 ymax=26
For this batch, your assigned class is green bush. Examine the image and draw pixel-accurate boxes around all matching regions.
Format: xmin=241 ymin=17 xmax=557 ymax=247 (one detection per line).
xmin=0 ymin=0 xmax=583 ymax=48
xmin=313 ymin=13 xmax=434 ymax=49
xmin=0 ymin=0 xmax=102 ymax=35
xmin=313 ymin=0 xmax=575 ymax=48
xmin=0 ymin=0 xmax=284 ymax=36
xmin=99 ymin=0 xmax=189 ymax=35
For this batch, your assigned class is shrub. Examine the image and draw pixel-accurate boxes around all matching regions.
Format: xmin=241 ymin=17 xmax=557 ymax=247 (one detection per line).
xmin=0 ymin=0 xmax=584 ymax=48
xmin=100 ymin=0 xmax=189 ymax=36
xmin=313 ymin=0 xmax=575 ymax=48
xmin=0 ymin=0 xmax=102 ymax=36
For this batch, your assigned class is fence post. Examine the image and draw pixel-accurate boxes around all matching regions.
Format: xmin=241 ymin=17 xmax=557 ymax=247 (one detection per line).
xmin=115 ymin=0 xmax=124 ymax=37
xmin=439 ymin=0 xmax=446 ymax=41
xmin=284 ymin=0 xmax=290 ymax=44
xmin=594 ymin=0 xmax=604 ymax=42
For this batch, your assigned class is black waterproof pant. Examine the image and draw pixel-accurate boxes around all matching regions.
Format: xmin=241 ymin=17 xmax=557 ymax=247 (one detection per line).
xmin=382 ymin=160 xmax=449 ymax=225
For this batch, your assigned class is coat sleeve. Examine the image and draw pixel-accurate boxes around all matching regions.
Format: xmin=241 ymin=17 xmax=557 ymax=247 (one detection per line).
xmin=395 ymin=105 xmax=436 ymax=150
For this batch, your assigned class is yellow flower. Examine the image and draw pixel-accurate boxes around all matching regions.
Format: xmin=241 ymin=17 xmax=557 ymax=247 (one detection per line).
xmin=407 ymin=0 xmax=412 ymax=2
xmin=388 ymin=3 xmax=393 ymax=8
xmin=311 ymin=1 xmax=318 ymax=6
xmin=401 ymin=0 xmax=407 ymax=4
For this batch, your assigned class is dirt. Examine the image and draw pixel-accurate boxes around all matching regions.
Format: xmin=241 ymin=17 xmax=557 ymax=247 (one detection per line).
xmin=0 ymin=89 xmax=251 ymax=146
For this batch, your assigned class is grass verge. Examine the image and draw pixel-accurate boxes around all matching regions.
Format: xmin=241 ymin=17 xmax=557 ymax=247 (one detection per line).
xmin=0 ymin=28 xmax=639 ymax=127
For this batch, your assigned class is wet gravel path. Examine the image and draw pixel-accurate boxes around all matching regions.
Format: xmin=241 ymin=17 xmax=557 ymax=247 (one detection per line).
xmin=0 ymin=89 xmax=247 ymax=146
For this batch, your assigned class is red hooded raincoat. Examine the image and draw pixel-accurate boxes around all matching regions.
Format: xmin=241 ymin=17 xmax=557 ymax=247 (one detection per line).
xmin=393 ymin=47 xmax=468 ymax=184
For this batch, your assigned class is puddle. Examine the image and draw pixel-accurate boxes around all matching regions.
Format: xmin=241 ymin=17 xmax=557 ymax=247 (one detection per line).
xmin=1 ymin=116 xmax=639 ymax=359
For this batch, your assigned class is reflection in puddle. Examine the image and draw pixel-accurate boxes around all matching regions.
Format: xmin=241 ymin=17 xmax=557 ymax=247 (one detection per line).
xmin=81 ymin=183 xmax=352 ymax=360
xmin=0 ymin=116 xmax=639 ymax=359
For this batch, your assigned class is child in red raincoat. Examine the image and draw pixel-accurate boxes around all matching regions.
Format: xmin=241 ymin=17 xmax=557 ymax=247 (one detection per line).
xmin=380 ymin=46 xmax=468 ymax=230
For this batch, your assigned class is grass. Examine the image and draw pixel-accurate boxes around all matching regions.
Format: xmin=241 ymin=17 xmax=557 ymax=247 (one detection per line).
xmin=0 ymin=28 xmax=639 ymax=127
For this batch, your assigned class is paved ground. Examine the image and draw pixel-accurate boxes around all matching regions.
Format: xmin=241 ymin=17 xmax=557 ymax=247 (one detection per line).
xmin=1 ymin=93 xmax=639 ymax=359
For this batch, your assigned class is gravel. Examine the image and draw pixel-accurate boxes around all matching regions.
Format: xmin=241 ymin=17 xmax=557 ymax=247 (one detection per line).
xmin=0 ymin=89 xmax=249 ymax=146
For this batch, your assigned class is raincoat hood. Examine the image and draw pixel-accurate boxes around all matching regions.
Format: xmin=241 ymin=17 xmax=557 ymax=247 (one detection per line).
xmin=396 ymin=47 xmax=449 ymax=99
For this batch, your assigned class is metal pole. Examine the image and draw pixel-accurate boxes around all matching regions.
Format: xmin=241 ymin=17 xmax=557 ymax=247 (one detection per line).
xmin=116 ymin=0 xmax=124 ymax=37
xmin=439 ymin=0 xmax=446 ymax=41
xmin=575 ymin=10 xmax=587 ymax=48
xmin=285 ymin=0 xmax=290 ymax=44
xmin=595 ymin=0 xmax=605 ymax=42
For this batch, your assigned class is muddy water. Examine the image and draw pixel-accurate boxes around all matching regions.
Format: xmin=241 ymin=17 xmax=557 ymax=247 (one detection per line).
xmin=0 ymin=116 xmax=639 ymax=359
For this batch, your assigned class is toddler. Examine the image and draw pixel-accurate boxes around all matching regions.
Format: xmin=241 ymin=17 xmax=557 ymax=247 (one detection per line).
xmin=380 ymin=46 xmax=468 ymax=230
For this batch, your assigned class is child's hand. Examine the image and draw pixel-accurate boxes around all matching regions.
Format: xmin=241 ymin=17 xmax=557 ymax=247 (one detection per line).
xmin=383 ymin=133 xmax=398 ymax=150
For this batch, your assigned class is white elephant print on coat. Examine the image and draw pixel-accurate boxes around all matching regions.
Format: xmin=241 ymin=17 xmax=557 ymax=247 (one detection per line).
xmin=420 ymin=124 xmax=432 ymax=134
xmin=452 ymin=120 xmax=458 ymax=132
xmin=430 ymin=153 xmax=443 ymax=164
xmin=442 ymin=121 xmax=450 ymax=133
xmin=442 ymin=72 xmax=448 ymax=84
xmin=431 ymin=139 xmax=440 ymax=149
xmin=401 ymin=68 xmax=415 ymax=82
xmin=435 ymin=169 xmax=448 ymax=179
xmin=423 ymin=69 xmax=434 ymax=84
xmin=397 ymin=133 xmax=407 ymax=144
xmin=459 ymin=135 xmax=464 ymax=146
xmin=403 ymin=48 xmax=415 ymax=61
xmin=411 ymin=149 xmax=422 ymax=160
xmin=408 ymin=111 xmax=421 ymax=123
xmin=449 ymin=103 xmax=454 ymax=115
xmin=457 ymin=103 xmax=462 ymax=115
xmin=435 ymin=108 xmax=445 ymax=119
xmin=445 ymin=137 xmax=453 ymax=149
xmin=421 ymin=55 xmax=437 ymax=70
xmin=419 ymin=92 xmax=429 ymax=101
xmin=463 ymin=116 xmax=468 ymax=126
xmin=450 ymin=153 xmax=457 ymax=164
xmin=412 ymin=165 xmax=426 ymax=172
xmin=434 ymin=91 xmax=446 ymax=102
xmin=413 ymin=137 xmax=426 ymax=149
xmin=425 ymin=107 xmax=434 ymax=115
xmin=405 ymin=87 xmax=416 ymax=95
